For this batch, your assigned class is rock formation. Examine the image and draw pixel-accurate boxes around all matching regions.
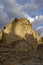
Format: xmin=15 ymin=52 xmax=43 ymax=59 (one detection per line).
xmin=2 ymin=18 xmax=41 ymax=46
xmin=0 ymin=30 xmax=2 ymax=40
xmin=0 ymin=18 xmax=43 ymax=65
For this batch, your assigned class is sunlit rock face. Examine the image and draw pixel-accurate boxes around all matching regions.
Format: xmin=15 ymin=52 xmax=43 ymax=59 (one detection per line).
xmin=0 ymin=30 xmax=2 ymax=40
xmin=2 ymin=18 xmax=41 ymax=45
xmin=3 ymin=18 xmax=32 ymax=36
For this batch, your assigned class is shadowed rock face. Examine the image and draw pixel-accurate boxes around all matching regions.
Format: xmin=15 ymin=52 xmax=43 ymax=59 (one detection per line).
xmin=0 ymin=18 xmax=43 ymax=65
xmin=0 ymin=36 xmax=43 ymax=65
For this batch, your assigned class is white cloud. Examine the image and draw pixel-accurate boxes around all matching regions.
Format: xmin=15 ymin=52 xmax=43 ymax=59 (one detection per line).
xmin=0 ymin=0 xmax=43 ymax=22
xmin=2 ymin=0 xmax=43 ymax=19
xmin=32 ymin=15 xmax=43 ymax=25
xmin=24 ymin=14 xmax=34 ymax=23
xmin=0 ymin=4 xmax=8 ymax=22
xmin=25 ymin=0 xmax=39 ymax=10
xmin=36 ymin=26 xmax=43 ymax=37
xmin=29 ymin=15 xmax=43 ymax=36
xmin=24 ymin=14 xmax=43 ymax=36
xmin=36 ymin=26 xmax=42 ymax=30
xmin=0 ymin=4 xmax=4 ymax=9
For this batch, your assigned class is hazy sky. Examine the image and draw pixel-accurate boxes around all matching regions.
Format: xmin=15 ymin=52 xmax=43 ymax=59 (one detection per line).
xmin=0 ymin=0 xmax=43 ymax=36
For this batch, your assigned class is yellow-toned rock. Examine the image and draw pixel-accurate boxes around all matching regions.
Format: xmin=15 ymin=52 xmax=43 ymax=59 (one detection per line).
xmin=2 ymin=18 xmax=41 ymax=45
xmin=0 ymin=30 xmax=2 ymax=40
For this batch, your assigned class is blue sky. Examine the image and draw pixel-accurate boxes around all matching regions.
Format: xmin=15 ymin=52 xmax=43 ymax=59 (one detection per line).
xmin=0 ymin=0 xmax=43 ymax=36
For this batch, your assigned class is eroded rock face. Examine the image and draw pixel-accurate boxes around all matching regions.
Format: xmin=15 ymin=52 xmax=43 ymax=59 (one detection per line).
xmin=0 ymin=30 xmax=2 ymax=40
xmin=2 ymin=18 xmax=41 ymax=45
xmin=0 ymin=18 xmax=43 ymax=65
xmin=0 ymin=39 xmax=43 ymax=65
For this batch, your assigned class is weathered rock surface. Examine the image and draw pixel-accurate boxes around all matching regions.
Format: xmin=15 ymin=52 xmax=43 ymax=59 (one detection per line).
xmin=2 ymin=18 xmax=41 ymax=45
xmin=0 ymin=30 xmax=2 ymax=40
xmin=0 ymin=18 xmax=43 ymax=65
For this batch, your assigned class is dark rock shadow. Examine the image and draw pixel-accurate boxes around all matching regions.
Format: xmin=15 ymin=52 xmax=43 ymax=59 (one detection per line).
xmin=25 ymin=34 xmax=37 ymax=50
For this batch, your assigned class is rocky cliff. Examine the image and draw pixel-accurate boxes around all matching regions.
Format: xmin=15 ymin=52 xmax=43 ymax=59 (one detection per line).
xmin=0 ymin=30 xmax=2 ymax=40
xmin=2 ymin=18 xmax=41 ymax=45
xmin=0 ymin=18 xmax=43 ymax=65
